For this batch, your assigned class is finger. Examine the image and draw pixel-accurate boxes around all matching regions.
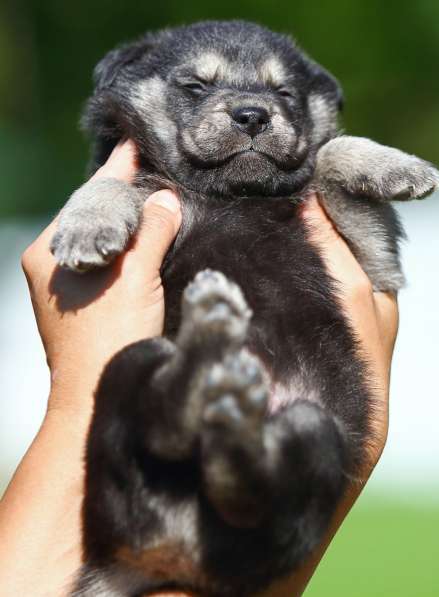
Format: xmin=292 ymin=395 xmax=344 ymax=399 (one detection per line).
xmin=301 ymin=195 xmax=369 ymax=289
xmin=374 ymin=291 xmax=399 ymax=354
xmin=124 ymin=190 xmax=182 ymax=274
xmin=92 ymin=138 xmax=138 ymax=183
xmin=301 ymin=194 xmax=341 ymax=245
xmin=374 ymin=291 xmax=398 ymax=323
xmin=21 ymin=218 xmax=59 ymax=279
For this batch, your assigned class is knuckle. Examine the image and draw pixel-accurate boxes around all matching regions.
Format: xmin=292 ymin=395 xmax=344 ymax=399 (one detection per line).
xmin=21 ymin=244 xmax=36 ymax=274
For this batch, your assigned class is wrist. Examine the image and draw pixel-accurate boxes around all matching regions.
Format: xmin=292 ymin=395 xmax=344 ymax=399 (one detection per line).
xmin=0 ymin=404 xmax=86 ymax=597
xmin=47 ymin=358 xmax=105 ymax=420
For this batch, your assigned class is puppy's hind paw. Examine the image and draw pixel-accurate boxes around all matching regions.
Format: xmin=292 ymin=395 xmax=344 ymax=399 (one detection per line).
xmin=203 ymin=350 xmax=267 ymax=434
xmin=181 ymin=269 xmax=252 ymax=344
xmin=200 ymin=349 xmax=269 ymax=527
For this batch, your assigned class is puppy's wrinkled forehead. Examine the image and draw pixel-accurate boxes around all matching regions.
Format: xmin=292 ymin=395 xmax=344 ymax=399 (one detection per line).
xmin=188 ymin=52 xmax=287 ymax=87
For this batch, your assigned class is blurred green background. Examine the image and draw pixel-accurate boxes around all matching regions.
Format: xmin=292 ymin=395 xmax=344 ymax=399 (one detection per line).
xmin=1 ymin=1 xmax=438 ymax=595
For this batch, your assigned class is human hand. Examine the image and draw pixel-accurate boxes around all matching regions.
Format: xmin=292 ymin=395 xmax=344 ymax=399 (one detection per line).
xmin=302 ymin=194 xmax=398 ymax=469
xmin=262 ymin=194 xmax=399 ymax=597
xmin=22 ymin=140 xmax=181 ymax=419
xmin=0 ymin=141 xmax=183 ymax=597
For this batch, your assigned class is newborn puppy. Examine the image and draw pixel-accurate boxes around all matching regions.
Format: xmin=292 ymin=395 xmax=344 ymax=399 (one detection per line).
xmin=52 ymin=21 xmax=438 ymax=597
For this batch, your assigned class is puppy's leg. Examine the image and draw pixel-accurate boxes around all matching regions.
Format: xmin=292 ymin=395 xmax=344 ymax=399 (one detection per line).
xmin=200 ymin=358 xmax=347 ymax=533
xmin=264 ymin=400 xmax=347 ymax=553
xmin=51 ymin=178 xmax=144 ymax=271
xmin=144 ymin=270 xmax=346 ymax=534
xmin=199 ymin=348 xmax=269 ymax=527
xmin=313 ymin=136 xmax=439 ymax=291
xmin=143 ymin=269 xmax=252 ymax=461
xmin=314 ymin=187 xmax=406 ymax=291
xmin=316 ymin=136 xmax=439 ymax=202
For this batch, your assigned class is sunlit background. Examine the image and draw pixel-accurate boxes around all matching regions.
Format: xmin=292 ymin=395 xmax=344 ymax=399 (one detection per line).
xmin=1 ymin=1 xmax=438 ymax=595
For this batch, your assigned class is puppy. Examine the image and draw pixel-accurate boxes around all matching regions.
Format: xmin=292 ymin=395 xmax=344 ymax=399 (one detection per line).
xmin=51 ymin=21 xmax=438 ymax=597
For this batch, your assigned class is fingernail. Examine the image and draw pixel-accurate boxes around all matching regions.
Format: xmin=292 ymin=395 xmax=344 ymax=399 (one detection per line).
xmin=147 ymin=190 xmax=181 ymax=214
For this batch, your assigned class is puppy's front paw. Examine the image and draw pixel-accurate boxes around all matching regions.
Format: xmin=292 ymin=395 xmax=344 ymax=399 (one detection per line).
xmin=51 ymin=217 xmax=130 ymax=272
xmin=370 ymin=152 xmax=439 ymax=201
xmin=50 ymin=178 xmax=142 ymax=272
xmin=317 ymin=136 xmax=439 ymax=202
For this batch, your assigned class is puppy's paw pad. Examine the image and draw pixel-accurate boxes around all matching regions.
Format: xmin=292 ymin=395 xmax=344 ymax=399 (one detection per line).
xmin=182 ymin=269 xmax=252 ymax=339
xmin=204 ymin=394 xmax=244 ymax=426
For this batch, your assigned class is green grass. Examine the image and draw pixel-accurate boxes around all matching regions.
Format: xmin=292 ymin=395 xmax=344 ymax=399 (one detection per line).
xmin=305 ymin=494 xmax=439 ymax=596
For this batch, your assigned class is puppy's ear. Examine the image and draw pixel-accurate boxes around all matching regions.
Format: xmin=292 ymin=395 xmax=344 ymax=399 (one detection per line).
xmin=93 ymin=35 xmax=156 ymax=90
xmin=307 ymin=61 xmax=344 ymax=111
xmin=83 ymin=34 xmax=158 ymax=171
xmin=303 ymin=59 xmax=344 ymax=145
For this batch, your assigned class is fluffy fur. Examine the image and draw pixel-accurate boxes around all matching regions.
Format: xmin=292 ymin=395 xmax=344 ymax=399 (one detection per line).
xmin=50 ymin=21 xmax=438 ymax=597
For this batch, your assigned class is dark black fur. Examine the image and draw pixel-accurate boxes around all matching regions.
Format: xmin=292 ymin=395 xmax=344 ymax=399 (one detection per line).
xmin=70 ymin=21 xmax=408 ymax=597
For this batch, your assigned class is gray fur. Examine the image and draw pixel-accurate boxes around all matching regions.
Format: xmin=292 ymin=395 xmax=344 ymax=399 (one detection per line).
xmin=308 ymin=93 xmax=339 ymax=145
xmin=145 ymin=269 xmax=253 ymax=460
xmin=315 ymin=136 xmax=439 ymax=201
xmin=52 ymin=140 xmax=438 ymax=286
xmin=131 ymin=77 xmax=179 ymax=152
xmin=314 ymin=136 xmax=439 ymax=289
xmin=51 ymin=177 xmax=144 ymax=271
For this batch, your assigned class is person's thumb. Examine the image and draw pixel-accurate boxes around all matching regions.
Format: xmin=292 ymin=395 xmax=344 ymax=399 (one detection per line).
xmin=128 ymin=190 xmax=182 ymax=273
xmin=301 ymin=194 xmax=369 ymax=290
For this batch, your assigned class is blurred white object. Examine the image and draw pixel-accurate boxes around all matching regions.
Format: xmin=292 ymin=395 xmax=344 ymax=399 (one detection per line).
xmin=0 ymin=199 xmax=438 ymax=497
xmin=0 ymin=221 xmax=50 ymax=494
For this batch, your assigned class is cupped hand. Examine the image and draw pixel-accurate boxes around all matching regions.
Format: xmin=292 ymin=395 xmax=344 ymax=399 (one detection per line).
xmin=0 ymin=141 xmax=183 ymax=597
xmin=302 ymin=194 xmax=398 ymax=469
xmin=263 ymin=195 xmax=398 ymax=597
xmin=21 ymin=140 xmax=182 ymax=419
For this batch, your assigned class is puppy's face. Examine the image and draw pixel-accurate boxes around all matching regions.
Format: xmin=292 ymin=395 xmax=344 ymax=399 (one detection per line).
xmin=90 ymin=21 xmax=343 ymax=197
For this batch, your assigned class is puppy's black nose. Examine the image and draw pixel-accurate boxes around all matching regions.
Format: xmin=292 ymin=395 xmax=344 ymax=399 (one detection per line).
xmin=231 ymin=106 xmax=270 ymax=137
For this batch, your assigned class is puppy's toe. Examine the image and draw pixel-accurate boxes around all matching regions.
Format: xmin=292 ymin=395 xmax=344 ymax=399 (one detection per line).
xmin=51 ymin=219 xmax=129 ymax=272
xmin=390 ymin=162 xmax=439 ymax=201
